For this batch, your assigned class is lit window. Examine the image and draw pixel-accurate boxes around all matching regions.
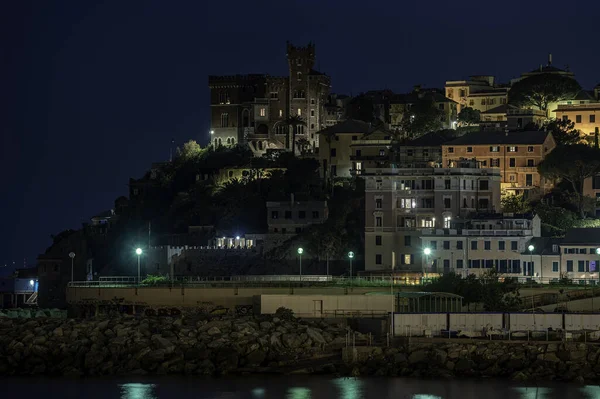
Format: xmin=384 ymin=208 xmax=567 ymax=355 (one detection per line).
xmin=404 ymin=255 xmax=411 ymax=265
xmin=297 ymin=108 xmax=302 ymax=116
xmin=279 ymin=110 xmax=283 ymax=117
xmin=260 ymin=108 xmax=266 ymax=117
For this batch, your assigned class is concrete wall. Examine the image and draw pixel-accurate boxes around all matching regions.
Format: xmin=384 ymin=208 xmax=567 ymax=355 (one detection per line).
xmin=257 ymin=294 xmax=393 ymax=317
xmin=67 ymin=286 xmax=397 ymax=309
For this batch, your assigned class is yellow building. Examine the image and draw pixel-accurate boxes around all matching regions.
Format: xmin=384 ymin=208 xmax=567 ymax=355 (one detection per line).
xmin=554 ymin=104 xmax=600 ymax=137
xmin=445 ymin=75 xmax=508 ymax=115
xmin=318 ymin=119 xmax=393 ymax=180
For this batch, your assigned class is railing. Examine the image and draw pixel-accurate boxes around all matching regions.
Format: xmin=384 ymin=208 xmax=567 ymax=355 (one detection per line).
xmin=322 ymin=310 xmax=389 ymax=318
xmin=516 ymin=167 xmax=537 ymax=172
xmin=556 ymin=104 xmax=600 ymax=111
xmin=462 ymin=229 xmax=531 ymax=236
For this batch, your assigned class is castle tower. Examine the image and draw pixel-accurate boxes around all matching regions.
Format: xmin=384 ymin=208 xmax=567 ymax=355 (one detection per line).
xmin=286 ymin=42 xmax=329 ymax=153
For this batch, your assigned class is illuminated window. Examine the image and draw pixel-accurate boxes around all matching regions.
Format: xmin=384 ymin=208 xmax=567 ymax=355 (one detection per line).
xmin=404 ymin=254 xmax=411 ymax=264
xmin=259 ymin=108 xmax=266 ymax=117
xmin=444 ymin=216 xmax=451 ymax=228
xmin=279 ymin=110 xmax=283 ymax=117
xmin=297 ymin=108 xmax=302 ymax=116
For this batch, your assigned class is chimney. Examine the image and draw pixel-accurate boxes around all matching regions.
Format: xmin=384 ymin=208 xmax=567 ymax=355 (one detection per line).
xmin=290 ymin=193 xmax=295 ymax=207
xmin=548 ymin=53 xmax=552 ymax=65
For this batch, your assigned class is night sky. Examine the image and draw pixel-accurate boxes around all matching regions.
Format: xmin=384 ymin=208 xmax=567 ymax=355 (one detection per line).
xmin=2 ymin=0 xmax=599 ymax=274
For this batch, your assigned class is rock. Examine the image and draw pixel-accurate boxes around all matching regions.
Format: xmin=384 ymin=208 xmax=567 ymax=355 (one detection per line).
xmin=282 ymin=333 xmax=303 ymax=349
xmin=408 ymin=350 xmax=428 ymax=364
xmin=151 ymin=335 xmax=175 ymax=352
xmin=245 ymin=349 xmax=267 ymax=366
xmin=394 ymin=353 xmax=407 ymax=364
xmin=97 ymin=320 xmax=109 ymax=331
xmin=207 ymin=327 xmax=221 ymax=336
xmin=260 ymin=322 xmax=273 ymax=330
xmin=84 ymin=351 xmax=105 ymax=369
xmin=53 ymin=327 xmax=64 ymax=337
xmin=306 ymin=328 xmax=327 ymax=345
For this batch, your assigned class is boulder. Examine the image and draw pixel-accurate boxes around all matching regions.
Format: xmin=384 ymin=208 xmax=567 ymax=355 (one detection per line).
xmin=306 ymin=328 xmax=327 ymax=345
xmin=408 ymin=350 xmax=428 ymax=364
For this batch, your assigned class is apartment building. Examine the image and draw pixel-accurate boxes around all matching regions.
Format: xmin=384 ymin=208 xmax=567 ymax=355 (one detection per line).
xmin=557 ymin=228 xmax=600 ymax=283
xmin=318 ymin=119 xmax=393 ymax=180
xmin=393 ymin=131 xmax=457 ymax=167
xmin=266 ymin=196 xmax=328 ymax=249
xmin=442 ymin=130 xmax=556 ymax=197
xmin=419 ymin=214 xmax=540 ymax=278
xmin=445 ymin=75 xmax=508 ymax=115
xmin=363 ymin=164 xmax=501 ymax=272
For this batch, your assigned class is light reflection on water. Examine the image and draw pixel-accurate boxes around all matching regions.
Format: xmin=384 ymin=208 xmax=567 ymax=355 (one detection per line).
xmin=120 ymin=383 xmax=157 ymax=399
xmin=4 ymin=377 xmax=596 ymax=399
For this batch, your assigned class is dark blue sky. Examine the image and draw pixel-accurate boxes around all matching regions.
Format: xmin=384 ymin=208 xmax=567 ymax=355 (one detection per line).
xmin=2 ymin=0 xmax=599 ymax=272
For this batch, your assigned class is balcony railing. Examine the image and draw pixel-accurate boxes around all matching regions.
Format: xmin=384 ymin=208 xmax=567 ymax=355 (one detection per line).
xmin=516 ymin=167 xmax=537 ymax=172
xmin=462 ymin=229 xmax=532 ymax=236
xmin=350 ymin=155 xmax=389 ymax=161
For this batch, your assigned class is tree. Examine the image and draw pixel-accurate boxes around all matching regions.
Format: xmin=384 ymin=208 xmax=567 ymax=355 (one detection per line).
xmin=283 ymin=115 xmax=306 ymax=156
xmin=538 ymin=144 xmax=600 ymax=217
xmin=501 ymin=193 xmax=531 ymax=214
xmin=542 ymin=118 xmax=584 ymax=146
xmin=508 ymin=73 xmax=581 ymax=114
xmin=176 ymin=140 xmax=206 ymax=161
xmin=400 ymin=99 xmax=444 ymax=138
xmin=457 ymin=107 xmax=481 ymax=125
xmin=296 ymin=137 xmax=311 ymax=156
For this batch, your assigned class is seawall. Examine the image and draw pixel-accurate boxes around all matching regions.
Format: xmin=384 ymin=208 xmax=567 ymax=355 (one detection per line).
xmin=344 ymin=339 xmax=600 ymax=383
xmin=0 ymin=315 xmax=352 ymax=377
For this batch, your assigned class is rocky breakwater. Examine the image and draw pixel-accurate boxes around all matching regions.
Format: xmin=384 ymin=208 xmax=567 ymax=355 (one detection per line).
xmin=0 ymin=315 xmax=354 ymax=377
xmin=345 ymin=341 xmax=600 ymax=383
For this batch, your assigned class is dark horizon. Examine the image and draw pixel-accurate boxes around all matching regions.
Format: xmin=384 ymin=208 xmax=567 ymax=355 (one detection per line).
xmin=2 ymin=0 xmax=599 ymax=273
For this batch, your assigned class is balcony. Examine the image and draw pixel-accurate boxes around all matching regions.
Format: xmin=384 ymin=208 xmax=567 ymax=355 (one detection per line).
xmin=462 ymin=229 xmax=532 ymax=236
xmin=350 ymin=155 xmax=389 ymax=161
xmin=516 ymin=167 xmax=537 ymax=173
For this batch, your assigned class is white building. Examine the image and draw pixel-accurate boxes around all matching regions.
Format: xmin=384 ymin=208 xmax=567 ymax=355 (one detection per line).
xmin=420 ymin=214 xmax=541 ymax=278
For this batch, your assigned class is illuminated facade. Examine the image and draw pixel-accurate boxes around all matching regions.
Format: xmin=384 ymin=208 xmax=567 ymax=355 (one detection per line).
xmin=208 ymin=42 xmax=331 ymax=156
xmin=362 ymin=164 xmax=501 ymax=272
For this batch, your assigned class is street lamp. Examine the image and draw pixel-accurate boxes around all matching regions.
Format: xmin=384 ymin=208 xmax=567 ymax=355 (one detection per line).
xmin=135 ymin=248 xmax=142 ymax=284
xmin=297 ymin=248 xmax=304 ymax=281
xmin=528 ymin=244 xmax=535 ymax=278
xmin=68 ymin=252 xmax=75 ymax=283
xmin=210 ymin=130 xmax=214 ymax=135
xmin=596 ymin=248 xmax=600 ymax=255
xmin=348 ymin=251 xmax=355 ymax=284
xmin=423 ymin=248 xmax=431 ymax=284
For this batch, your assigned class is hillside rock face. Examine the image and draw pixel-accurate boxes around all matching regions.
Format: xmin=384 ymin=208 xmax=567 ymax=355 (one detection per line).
xmin=0 ymin=315 xmax=353 ymax=377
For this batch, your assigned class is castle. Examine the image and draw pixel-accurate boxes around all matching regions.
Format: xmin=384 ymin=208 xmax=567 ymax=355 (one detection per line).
xmin=208 ymin=42 xmax=331 ymax=156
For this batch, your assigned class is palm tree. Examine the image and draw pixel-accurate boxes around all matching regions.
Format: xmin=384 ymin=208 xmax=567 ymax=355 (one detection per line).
xmin=283 ymin=115 xmax=306 ymax=156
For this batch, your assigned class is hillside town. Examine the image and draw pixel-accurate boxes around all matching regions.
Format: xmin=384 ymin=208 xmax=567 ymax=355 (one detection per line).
xmin=2 ymin=42 xmax=599 ymax=312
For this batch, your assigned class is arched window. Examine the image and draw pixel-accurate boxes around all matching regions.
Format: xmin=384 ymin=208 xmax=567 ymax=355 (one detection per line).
xmin=214 ymin=138 xmax=218 ymax=147
xmin=231 ymin=137 xmax=235 ymax=145
xmin=258 ymin=141 xmax=263 ymax=150
xmin=218 ymin=138 xmax=222 ymax=146
xmin=226 ymin=138 xmax=231 ymax=145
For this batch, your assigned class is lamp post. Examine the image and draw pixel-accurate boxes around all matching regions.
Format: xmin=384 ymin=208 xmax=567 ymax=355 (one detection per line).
xmin=423 ymin=248 xmax=431 ymax=284
xmin=297 ymin=248 xmax=303 ymax=281
xmin=135 ymin=248 xmax=142 ymax=284
xmin=68 ymin=252 xmax=75 ymax=283
xmin=528 ymin=244 xmax=535 ymax=279
xmin=348 ymin=251 xmax=355 ymax=285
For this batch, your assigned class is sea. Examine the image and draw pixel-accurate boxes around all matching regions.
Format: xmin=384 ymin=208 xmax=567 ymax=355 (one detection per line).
xmin=2 ymin=376 xmax=598 ymax=398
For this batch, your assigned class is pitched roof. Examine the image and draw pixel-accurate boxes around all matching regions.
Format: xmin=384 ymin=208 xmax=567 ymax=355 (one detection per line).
xmin=481 ymin=104 xmax=509 ymax=114
xmin=317 ymin=119 xmax=373 ymax=135
xmin=444 ymin=130 xmax=550 ymax=146
xmin=561 ymin=228 xmax=600 ymax=245
xmin=403 ymin=130 xmax=458 ymax=147
xmin=524 ymin=237 xmax=562 ymax=255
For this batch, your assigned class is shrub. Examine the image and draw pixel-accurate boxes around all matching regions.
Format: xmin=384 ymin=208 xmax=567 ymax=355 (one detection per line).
xmin=275 ymin=307 xmax=295 ymax=321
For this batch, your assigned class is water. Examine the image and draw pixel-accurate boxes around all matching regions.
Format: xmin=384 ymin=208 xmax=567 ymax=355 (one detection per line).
xmin=2 ymin=376 xmax=597 ymax=398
